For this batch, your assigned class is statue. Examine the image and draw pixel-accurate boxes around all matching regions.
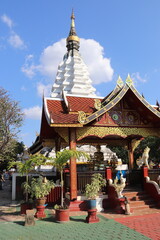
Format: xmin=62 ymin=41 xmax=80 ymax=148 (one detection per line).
xmin=136 ymin=146 xmax=150 ymax=169
xmin=113 ymin=171 xmax=126 ymax=198
xmin=94 ymin=145 xmax=104 ymax=162
xmin=108 ymin=153 xmax=118 ymax=168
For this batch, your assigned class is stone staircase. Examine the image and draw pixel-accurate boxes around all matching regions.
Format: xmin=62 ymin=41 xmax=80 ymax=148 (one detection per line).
xmin=123 ymin=187 xmax=157 ymax=212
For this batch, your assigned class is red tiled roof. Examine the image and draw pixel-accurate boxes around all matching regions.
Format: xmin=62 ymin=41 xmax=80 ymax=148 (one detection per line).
xmin=66 ymin=96 xmax=101 ymax=113
xmin=45 ymin=96 xmax=102 ymax=124
xmin=46 ymin=98 xmax=79 ymax=124
xmin=46 ymin=99 xmax=65 ymax=113
xmin=51 ymin=112 xmax=78 ymax=124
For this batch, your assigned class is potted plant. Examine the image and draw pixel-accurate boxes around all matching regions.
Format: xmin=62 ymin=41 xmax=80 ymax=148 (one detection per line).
xmin=29 ymin=176 xmax=54 ymax=203
xmin=85 ymin=173 xmax=106 ymax=210
xmin=9 ymin=153 xmax=48 ymax=214
xmin=29 ymin=176 xmax=54 ymax=218
xmin=49 ymin=149 xmax=90 ymax=222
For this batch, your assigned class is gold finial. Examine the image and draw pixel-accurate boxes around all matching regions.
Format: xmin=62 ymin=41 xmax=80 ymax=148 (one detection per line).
xmin=71 ymin=9 xmax=75 ymax=28
xmin=117 ymin=76 xmax=124 ymax=88
xmin=126 ymin=74 xmax=133 ymax=86
xmin=94 ymin=99 xmax=101 ymax=110
xmin=78 ymin=111 xmax=86 ymax=124
xmin=67 ymin=10 xmax=80 ymax=43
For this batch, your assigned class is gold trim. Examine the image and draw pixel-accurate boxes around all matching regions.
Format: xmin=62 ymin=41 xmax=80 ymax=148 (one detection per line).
xmin=67 ymin=36 xmax=80 ymax=42
xmin=78 ymin=111 xmax=87 ymax=124
xmin=94 ymin=99 xmax=101 ymax=110
xmin=130 ymin=84 xmax=160 ymax=118
xmin=50 ymin=123 xmax=83 ymax=127
xmin=76 ymin=126 xmax=160 ymax=140
xmin=126 ymin=74 xmax=133 ymax=86
xmin=54 ymin=128 xmax=69 ymax=143
xmin=117 ymin=76 xmax=124 ymax=88
xmin=84 ymin=85 xmax=129 ymax=124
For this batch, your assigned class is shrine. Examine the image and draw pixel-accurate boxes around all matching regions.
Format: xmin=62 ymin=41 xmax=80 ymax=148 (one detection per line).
xmin=30 ymin=11 xmax=160 ymax=205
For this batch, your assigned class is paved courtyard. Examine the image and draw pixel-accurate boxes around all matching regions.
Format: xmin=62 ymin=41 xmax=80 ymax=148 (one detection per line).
xmin=1 ymin=180 xmax=160 ymax=239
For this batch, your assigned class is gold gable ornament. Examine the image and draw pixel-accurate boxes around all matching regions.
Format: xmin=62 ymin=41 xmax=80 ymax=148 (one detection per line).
xmin=117 ymin=76 xmax=124 ymax=88
xmin=78 ymin=111 xmax=86 ymax=124
xmin=94 ymin=99 xmax=101 ymax=110
xmin=126 ymin=74 xmax=133 ymax=86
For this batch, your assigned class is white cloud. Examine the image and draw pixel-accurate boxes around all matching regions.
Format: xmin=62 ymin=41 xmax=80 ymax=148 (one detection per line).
xmin=1 ymin=14 xmax=13 ymax=28
xmin=21 ymin=55 xmax=38 ymax=78
xmin=8 ymin=32 xmax=26 ymax=49
xmin=22 ymin=38 xmax=114 ymax=85
xmin=1 ymin=14 xmax=26 ymax=50
xmin=80 ymin=38 xmax=114 ymax=84
xmin=131 ymin=72 xmax=147 ymax=85
xmin=23 ymin=106 xmax=41 ymax=120
xmin=39 ymin=39 xmax=66 ymax=78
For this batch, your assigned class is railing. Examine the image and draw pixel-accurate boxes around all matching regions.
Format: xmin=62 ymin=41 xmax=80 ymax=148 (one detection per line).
xmin=46 ymin=186 xmax=61 ymax=205
xmin=65 ymin=171 xmax=106 ymax=193
xmin=148 ymin=169 xmax=160 ymax=184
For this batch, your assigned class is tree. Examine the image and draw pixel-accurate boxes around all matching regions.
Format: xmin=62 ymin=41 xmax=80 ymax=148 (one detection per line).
xmin=9 ymin=153 xmax=48 ymax=202
xmin=134 ymin=136 xmax=160 ymax=162
xmin=107 ymin=145 xmax=128 ymax=163
xmin=49 ymin=149 xmax=90 ymax=208
xmin=0 ymin=141 xmax=24 ymax=171
xmin=0 ymin=87 xmax=24 ymax=162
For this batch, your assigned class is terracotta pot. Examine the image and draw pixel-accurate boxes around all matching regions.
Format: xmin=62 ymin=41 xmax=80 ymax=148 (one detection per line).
xmin=20 ymin=202 xmax=33 ymax=215
xmin=55 ymin=209 xmax=70 ymax=223
xmin=36 ymin=197 xmax=46 ymax=206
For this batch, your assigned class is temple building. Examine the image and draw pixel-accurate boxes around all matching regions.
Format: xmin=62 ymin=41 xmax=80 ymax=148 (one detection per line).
xmin=30 ymin=12 xmax=160 ymax=201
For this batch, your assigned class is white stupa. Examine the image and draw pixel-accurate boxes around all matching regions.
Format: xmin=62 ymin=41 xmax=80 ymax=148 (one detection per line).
xmin=50 ymin=11 xmax=96 ymax=98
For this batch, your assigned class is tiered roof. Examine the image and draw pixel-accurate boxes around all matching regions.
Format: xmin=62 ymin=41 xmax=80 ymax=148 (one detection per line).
xmin=50 ymin=11 xmax=96 ymax=98
xmin=35 ymin=13 xmax=160 ymax=147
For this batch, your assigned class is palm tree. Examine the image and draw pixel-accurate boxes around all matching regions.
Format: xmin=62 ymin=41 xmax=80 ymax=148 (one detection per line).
xmin=9 ymin=154 xmax=48 ymax=202
xmin=49 ymin=149 xmax=90 ymax=208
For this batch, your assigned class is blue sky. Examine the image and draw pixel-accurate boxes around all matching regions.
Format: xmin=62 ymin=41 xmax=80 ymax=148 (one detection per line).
xmin=0 ymin=0 xmax=160 ymax=147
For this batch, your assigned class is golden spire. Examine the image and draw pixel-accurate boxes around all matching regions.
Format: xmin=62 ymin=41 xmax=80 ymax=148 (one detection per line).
xmin=126 ymin=74 xmax=133 ymax=86
xmin=71 ymin=9 xmax=75 ymax=28
xmin=67 ymin=10 xmax=80 ymax=46
xmin=117 ymin=76 xmax=124 ymax=88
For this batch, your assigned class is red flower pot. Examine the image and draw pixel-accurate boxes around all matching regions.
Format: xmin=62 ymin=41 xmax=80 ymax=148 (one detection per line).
xmin=55 ymin=209 xmax=70 ymax=223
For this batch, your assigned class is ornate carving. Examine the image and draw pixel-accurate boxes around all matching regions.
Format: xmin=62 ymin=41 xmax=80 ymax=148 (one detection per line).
xmin=54 ymin=128 xmax=69 ymax=143
xmin=130 ymin=84 xmax=160 ymax=118
xmin=113 ymin=172 xmax=126 ymax=198
xmin=94 ymin=99 xmax=101 ymax=110
xmin=117 ymin=76 xmax=124 ymax=88
xmin=126 ymin=74 xmax=133 ymax=86
xmin=76 ymin=126 xmax=160 ymax=141
xmin=84 ymin=85 xmax=129 ymax=125
xmin=78 ymin=111 xmax=86 ymax=124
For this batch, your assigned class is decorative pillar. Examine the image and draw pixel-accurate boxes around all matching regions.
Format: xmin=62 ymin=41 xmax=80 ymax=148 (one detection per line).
xmin=69 ymin=128 xmax=77 ymax=200
xmin=142 ymin=166 xmax=148 ymax=190
xmin=128 ymin=141 xmax=134 ymax=170
xmin=142 ymin=166 xmax=148 ymax=178
xmin=105 ymin=167 xmax=112 ymax=180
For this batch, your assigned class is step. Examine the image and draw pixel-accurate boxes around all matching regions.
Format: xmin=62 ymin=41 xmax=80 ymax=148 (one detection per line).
xmin=68 ymin=200 xmax=87 ymax=211
xmin=125 ymin=194 xmax=151 ymax=201
xmin=123 ymin=191 xmax=150 ymax=200
xmin=129 ymin=199 xmax=155 ymax=207
xmin=131 ymin=203 xmax=157 ymax=210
